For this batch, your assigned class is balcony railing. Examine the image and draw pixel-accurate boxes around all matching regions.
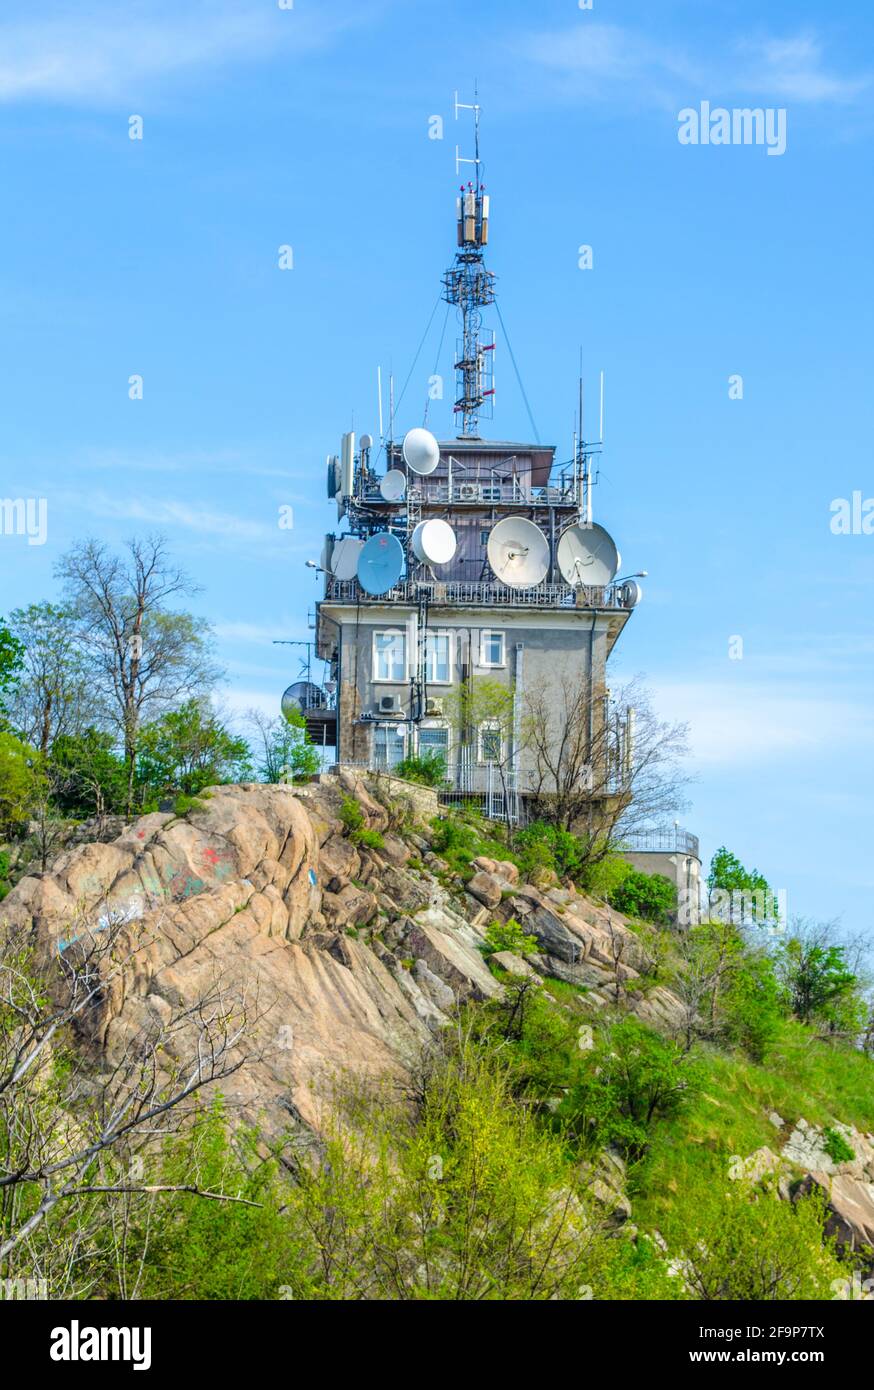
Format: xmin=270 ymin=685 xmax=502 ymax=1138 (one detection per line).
xmin=323 ymin=576 xmax=629 ymax=611
xmin=358 ymin=479 xmax=579 ymax=508
xmin=622 ymin=827 xmax=700 ymax=858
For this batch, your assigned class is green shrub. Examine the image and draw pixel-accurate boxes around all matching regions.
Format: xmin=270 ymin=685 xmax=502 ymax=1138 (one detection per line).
xmin=0 ymin=848 xmax=10 ymax=900
xmin=122 ymin=1101 xmax=294 ymax=1300
xmin=608 ymin=869 xmax=677 ymax=925
xmin=513 ymin=822 xmax=586 ymax=882
xmin=678 ymin=1179 xmax=848 ymax=1300
xmin=339 ymin=794 xmax=365 ymax=834
xmin=394 ymin=752 xmax=446 ymax=787
xmin=429 ymin=814 xmax=481 ymax=871
xmin=482 ymin=917 xmax=539 ymax=958
xmin=721 ymin=948 xmax=785 ymax=1062
xmin=822 ymin=1126 xmax=855 ymax=1165
xmin=339 ymin=794 xmax=384 ymax=848
xmin=353 ymin=827 xmax=385 ymax=850
xmin=578 ymin=852 xmax=633 ymax=899
xmin=558 ymin=1017 xmax=701 ymax=1160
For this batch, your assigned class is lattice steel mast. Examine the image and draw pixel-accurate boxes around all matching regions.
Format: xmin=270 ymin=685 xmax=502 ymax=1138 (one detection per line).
xmin=442 ymin=94 xmax=496 ymax=438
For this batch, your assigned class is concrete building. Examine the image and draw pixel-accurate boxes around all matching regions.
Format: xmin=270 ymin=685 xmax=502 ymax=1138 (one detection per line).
xmin=314 ymin=427 xmax=643 ymax=823
xmin=306 ymin=105 xmax=684 ymax=848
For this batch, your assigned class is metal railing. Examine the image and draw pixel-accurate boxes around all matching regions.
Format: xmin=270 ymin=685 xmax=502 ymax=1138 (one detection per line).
xmin=359 ymin=480 xmax=579 ymax=508
xmin=622 ymin=827 xmax=700 ymax=858
xmin=324 ymin=576 xmax=628 ymax=611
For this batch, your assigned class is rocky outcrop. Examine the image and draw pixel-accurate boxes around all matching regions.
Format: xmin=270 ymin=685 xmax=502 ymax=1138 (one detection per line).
xmin=734 ymin=1118 xmax=874 ymax=1269
xmin=0 ymin=772 xmax=687 ymax=1149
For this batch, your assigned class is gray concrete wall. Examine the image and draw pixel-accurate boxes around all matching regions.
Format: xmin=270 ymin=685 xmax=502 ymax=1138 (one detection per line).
xmin=330 ymin=604 xmax=611 ymax=785
xmin=621 ymin=849 xmax=702 ymax=924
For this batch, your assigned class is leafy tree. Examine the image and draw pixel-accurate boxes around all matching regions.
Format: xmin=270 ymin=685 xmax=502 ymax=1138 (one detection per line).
xmin=720 ymin=947 xmax=784 ymax=1062
xmin=47 ymin=728 xmax=128 ymax=819
xmin=5 ymin=603 xmax=89 ymax=754
xmin=0 ymin=617 xmax=24 ymax=722
xmin=0 ymin=731 xmax=41 ymax=834
xmin=137 ymin=700 xmax=251 ymax=801
xmin=707 ymin=845 xmax=777 ymax=928
xmin=672 ymin=919 xmax=785 ymax=1059
xmin=246 ymin=707 xmax=320 ymax=784
xmin=57 ymin=536 xmax=220 ymax=811
xmin=778 ymin=928 xmax=864 ymax=1034
xmin=608 ymin=869 xmax=677 ymax=925
xmin=559 ymin=1016 xmax=701 ymax=1160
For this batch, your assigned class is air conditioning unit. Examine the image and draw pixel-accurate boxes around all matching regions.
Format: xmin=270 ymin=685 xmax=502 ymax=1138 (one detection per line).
xmin=379 ymin=694 xmax=400 ymax=714
xmin=425 ymin=698 xmax=444 ymax=716
xmin=458 ymin=482 xmax=480 ymax=501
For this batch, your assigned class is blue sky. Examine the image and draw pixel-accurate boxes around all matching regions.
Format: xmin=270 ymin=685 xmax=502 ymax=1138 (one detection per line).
xmin=1 ymin=0 xmax=873 ymax=934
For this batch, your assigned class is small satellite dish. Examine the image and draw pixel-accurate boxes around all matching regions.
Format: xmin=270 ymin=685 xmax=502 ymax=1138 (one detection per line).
xmin=282 ymin=682 xmax=324 ymax=722
xmin=330 ymin=536 xmax=364 ymax=581
xmin=380 ymin=469 xmax=406 ymax=502
xmin=487 ymin=517 xmax=550 ymax=588
xmin=360 ymin=433 xmax=374 ymax=451
xmin=402 ymin=427 xmax=440 ymax=476
xmin=357 ymin=532 xmax=405 ymax=595
xmin=411 ymin=519 xmax=457 ymax=566
xmin=620 ymin=579 xmax=644 ymax=608
xmin=557 ymin=523 xmax=621 ymax=587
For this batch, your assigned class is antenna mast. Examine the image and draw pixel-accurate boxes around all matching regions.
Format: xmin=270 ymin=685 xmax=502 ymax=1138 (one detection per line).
xmin=443 ymin=90 xmax=496 ymax=438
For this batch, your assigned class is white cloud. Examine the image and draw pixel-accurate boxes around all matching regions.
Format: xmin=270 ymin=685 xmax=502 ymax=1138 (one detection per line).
xmin=517 ymin=22 xmax=869 ymax=109
xmin=0 ymin=0 xmax=368 ymax=105
xmin=650 ymin=677 xmax=874 ymax=769
xmin=65 ymin=491 xmax=274 ymax=541
xmin=743 ymin=34 xmax=870 ymax=103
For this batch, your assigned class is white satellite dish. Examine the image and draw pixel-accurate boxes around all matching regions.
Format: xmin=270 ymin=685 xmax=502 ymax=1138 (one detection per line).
xmin=402 ymin=427 xmax=440 ymax=476
xmin=557 ymin=523 xmax=621 ymax=587
xmin=411 ymin=519 xmax=457 ymax=566
xmin=487 ymin=517 xmax=550 ymax=588
xmin=360 ymin=433 xmax=374 ymax=451
xmin=380 ymin=469 xmax=406 ymax=502
xmin=330 ymin=536 xmax=364 ymax=581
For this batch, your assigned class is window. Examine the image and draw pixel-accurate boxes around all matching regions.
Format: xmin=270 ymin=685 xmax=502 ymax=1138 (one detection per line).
xmin=426 ymin=631 xmax=452 ymax=683
xmin=479 ymin=630 xmax=505 ymax=667
xmin=478 ymin=721 xmax=504 ymax=765
xmin=418 ymin=724 xmax=449 ymax=761
xmin=374 ymin=724 xmax=406 ymax=770
xmin=481 ymin=484 xmax=501 ymax=502
xmin=373 ymin=630 xmax=406 ymax=682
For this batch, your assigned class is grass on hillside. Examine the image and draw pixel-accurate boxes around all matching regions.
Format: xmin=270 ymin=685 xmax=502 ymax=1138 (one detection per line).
xmin=632 ymin=1018 xmax=874 ymax=1238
